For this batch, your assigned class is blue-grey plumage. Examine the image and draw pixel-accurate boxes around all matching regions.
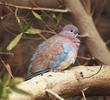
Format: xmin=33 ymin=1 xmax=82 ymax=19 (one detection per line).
xmin=25 ymin=24 xmax=80 ymax=80
xmin=48 ymin=43 xmax=70 ymax=68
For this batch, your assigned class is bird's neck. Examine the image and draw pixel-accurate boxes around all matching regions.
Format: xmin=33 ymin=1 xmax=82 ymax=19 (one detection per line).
xmin=58 ymin=34 xmax=80 ymax=47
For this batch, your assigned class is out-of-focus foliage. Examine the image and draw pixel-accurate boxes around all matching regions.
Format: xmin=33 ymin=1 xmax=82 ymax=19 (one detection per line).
xmin=6 ymin=17 xmax=32 ymax=51
xmin=0 ymin=73 xmax=32 ymax=100
xmin=6 ymin=11 xmax=62 ymax=51
xmin=41 ymin=13 xmax=46 ymax=21
xmin=0 ymin=0 xmax=110 ymax=100
xmin=52 ymin=13 xmax=62 ymax=26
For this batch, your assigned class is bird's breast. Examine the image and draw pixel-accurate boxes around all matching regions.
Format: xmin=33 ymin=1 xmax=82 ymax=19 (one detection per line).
xmin=55 ymin=40 xmax=79 ymax=70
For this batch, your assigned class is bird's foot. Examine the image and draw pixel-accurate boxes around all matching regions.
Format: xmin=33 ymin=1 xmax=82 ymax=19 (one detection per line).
xmin=49 ymin=69 xmax=64 ymax=73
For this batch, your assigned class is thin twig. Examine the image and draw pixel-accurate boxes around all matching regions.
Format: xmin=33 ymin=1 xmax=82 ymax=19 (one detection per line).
xmin=38 ymin=33 xmax=47 ymax=40
xmin=84 ymin=65 xmax=103 ymax=78
xmin=82 ymin=0 xmax=88 ymax=14
xmin=87 ymin=0 xmax=91 ymax=15
xmin=6 ymin=6 xmax=15 ymax=14
xmin=77 ymin=56 xmax=91 ymax=61
xmin=0 ymin=2 xmax=69 ymax=13
xmin=42 ymin=30 xmax=56 ymax=34
xmin=76 ymin=59 xmax=81 ymax=65
xmin=46 ymin=89 xmax=64 ymax=100
xmin=80 ymin=34 xmax=89 ymax=38
xmin=91 ymin=0 xmax=99 ymax=16
xmin=15 ymin=7 xmax=18 ymax=17
xmin=75 ymin=72 xmax=87 ymax=100
xmin=0 ymin=52 xmax=14 ymax=56
xmin=81 ymin=90 xmax=87 ymax=100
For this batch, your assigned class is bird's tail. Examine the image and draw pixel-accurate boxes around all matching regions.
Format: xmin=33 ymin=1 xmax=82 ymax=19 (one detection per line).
xmin=24 ymin=68 xmax=49 ymax=81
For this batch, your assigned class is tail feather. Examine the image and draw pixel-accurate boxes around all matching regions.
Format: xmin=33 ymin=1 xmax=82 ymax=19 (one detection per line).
xmin=24 ymin=68 xmax=49 ymax=80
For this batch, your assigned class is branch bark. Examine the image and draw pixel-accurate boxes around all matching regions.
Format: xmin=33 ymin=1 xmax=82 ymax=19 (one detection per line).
xmin=9 ymin=65 xmax=110 ymax=100
xmin=65 ymin=0 xmax=110 ymax=65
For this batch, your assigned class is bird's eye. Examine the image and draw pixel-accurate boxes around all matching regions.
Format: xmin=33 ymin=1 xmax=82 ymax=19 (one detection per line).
xmin=70 ymin=30 xmax=73 ymax=32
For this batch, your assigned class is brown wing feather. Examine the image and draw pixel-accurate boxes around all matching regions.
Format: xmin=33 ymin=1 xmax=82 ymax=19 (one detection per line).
xmin=31 ymin=35 xmax=64 ymax=72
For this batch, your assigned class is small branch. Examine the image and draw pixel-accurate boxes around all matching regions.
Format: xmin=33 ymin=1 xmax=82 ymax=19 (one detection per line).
xmin=87 ymin=0 xmax=91 ymax=15
xmin=42 ymin=30 xmax=56 ymax=34
xmin=15 ymin=7 xmax=18 ymax=17
xmin=77 ymin=56 xmax=91 ymax=60
xmin=81 ymin=90 xmax=86 ymax=100
xmin=0 ymin=52 xmax=14 ymax=56
xmin=46 ymin=89 xmax=64 ymax=100
xmin=84 ymin=65 xmax=103 ymax=78
xmin=0 ymin=2 xmax=69 ymax=13
xmin=38 ymin=33 xmax=47 ymax=40
xmin=79 ymin=34 xmax=89 ymax=38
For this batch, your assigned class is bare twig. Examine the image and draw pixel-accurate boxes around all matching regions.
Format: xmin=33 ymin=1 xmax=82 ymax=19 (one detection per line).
xmin=42 ymin=30 xmax=56 ymax=34
xmin=77 ymin=56 xmax=91 ymax=61
xmin=0 ymin=52 xmax=14 ymax=56
xmin=87 ymin=0 xmax=91 ymax=15
xmin=81 ymin=90 xmax=86 ymax=100
xmin=79 ymin=34 xmax=89 ymax=38
xmin=38 ymin=33 xmax=47 ymax=40
xmin=15 ymin=7 xmax=18 ymax=17
xmin=84 ymin=65 xmax=103 ymax=78
xmin=0 ymin=2 xmax=69 ymax=13
xmin=46 ymin=89 xmax=64 ymax=100
xmin=82 ymin=0 xmax=89 ymax=15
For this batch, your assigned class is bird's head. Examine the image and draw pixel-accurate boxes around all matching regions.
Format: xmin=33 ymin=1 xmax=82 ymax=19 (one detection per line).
xmin=59 ymin=24 xmax=80 ymax=46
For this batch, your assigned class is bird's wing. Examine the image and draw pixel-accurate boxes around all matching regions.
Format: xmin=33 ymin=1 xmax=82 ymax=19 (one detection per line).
xmin=26 ymin=36 xmax=70 ymax=79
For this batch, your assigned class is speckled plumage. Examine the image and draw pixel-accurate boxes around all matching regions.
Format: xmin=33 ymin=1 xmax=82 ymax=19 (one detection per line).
xmin=25 ymin=24 xmax=80 ymax=80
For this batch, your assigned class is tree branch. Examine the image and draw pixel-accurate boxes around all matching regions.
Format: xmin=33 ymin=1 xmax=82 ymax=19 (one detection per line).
xmin=0 ymin=1 xmax=69 ymax=13
xmin=65 ymin=0 xmax=110 ymax=65
xmin=9 ymin=65 xmax=110 ymax=100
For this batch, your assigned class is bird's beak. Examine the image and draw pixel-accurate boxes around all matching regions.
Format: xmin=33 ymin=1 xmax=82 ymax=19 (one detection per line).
xmin=75 ymin=33 xmax=80 ymax=38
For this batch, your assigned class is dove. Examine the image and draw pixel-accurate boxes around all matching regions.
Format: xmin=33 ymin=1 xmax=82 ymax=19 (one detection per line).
xmin=25 ymin=24 xmax=80 ymax=80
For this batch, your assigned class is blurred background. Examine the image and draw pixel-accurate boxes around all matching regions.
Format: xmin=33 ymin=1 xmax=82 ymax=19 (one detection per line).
xmin=0 ymin=0 xmax=110 ymax=99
